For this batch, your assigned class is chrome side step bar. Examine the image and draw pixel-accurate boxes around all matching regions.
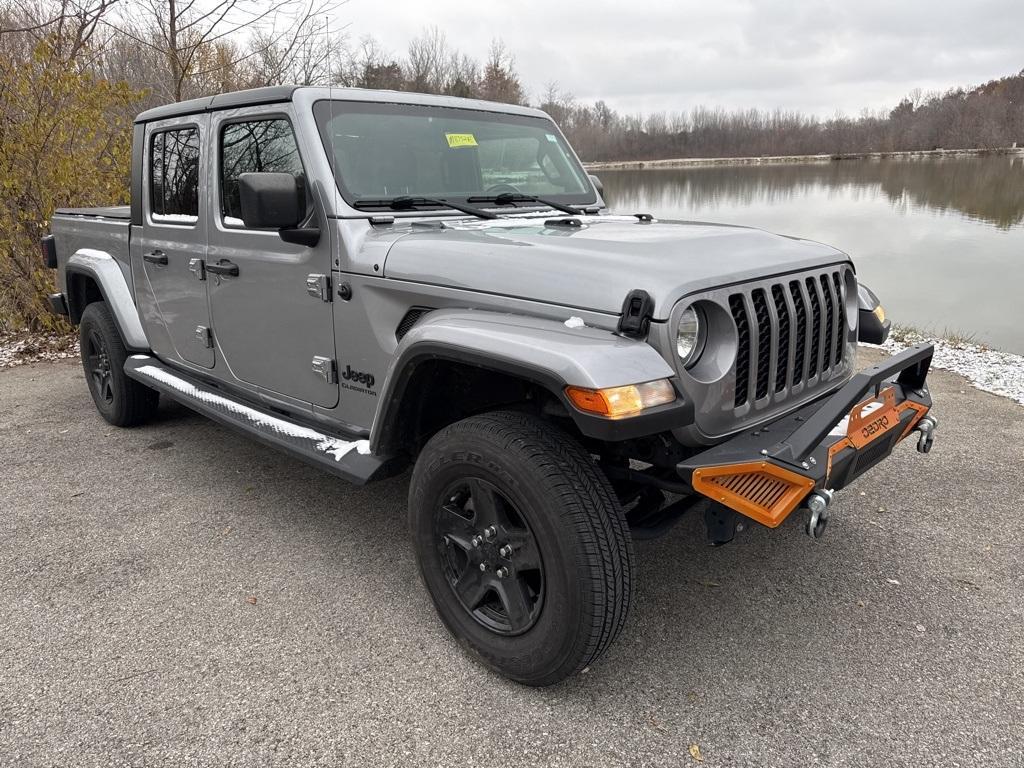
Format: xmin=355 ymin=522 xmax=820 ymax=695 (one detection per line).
xmin=124 ymin=355 xmax=391 ymax=485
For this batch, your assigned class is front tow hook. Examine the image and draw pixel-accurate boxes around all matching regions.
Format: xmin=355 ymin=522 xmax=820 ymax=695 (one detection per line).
xmin=805 ymin=489 xmax=834 ymax=539
xmin=914 ymin=415 xmax=938 ymax=454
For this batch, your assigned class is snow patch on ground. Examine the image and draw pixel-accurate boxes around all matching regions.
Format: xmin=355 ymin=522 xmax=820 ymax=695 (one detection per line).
xmin=864 ymin=333 xmax=1024 ymax=406
xmin=134 ymin=363 xmax=371 ymax=460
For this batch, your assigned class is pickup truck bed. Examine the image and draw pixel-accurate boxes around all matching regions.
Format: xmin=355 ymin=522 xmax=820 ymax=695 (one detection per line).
xmin=50 ymin=210 xmax=138 ymax=347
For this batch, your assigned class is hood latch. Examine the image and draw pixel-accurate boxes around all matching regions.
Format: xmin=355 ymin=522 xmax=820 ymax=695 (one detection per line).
xmin=618 ymin=289 xmax=655 ymax=337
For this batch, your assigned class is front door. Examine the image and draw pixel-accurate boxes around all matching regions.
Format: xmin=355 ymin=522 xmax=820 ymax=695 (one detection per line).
xmin=132 ymin=117 xmax=214 ymax=368
xmin=206 ymin=107 xmax=338 ymax=407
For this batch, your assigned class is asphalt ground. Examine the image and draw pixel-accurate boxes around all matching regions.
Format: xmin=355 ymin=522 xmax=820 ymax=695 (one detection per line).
xmin=1 ymin=350 xmax=1022 ymax=767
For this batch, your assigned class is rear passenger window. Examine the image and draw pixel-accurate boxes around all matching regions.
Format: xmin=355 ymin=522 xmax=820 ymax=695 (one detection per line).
xmin=220 ymin=119 xmax=304 ymax=227
xmin=150 ymin=128 xmax=200 ymax=224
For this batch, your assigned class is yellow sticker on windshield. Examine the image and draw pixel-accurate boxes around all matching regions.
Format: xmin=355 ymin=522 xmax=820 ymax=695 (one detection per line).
xmin=445 ymin=133 xmax=478 ymax=148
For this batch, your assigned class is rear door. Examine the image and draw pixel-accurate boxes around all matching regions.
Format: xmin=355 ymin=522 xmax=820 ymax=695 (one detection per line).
xmin=206 ymin=106 xmax=338 ymax=407
xmin=132 ymin=116 xmax=214 ymax=368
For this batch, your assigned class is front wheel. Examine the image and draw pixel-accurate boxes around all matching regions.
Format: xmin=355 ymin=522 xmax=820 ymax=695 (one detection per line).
xmin=409 ymin=411 xmax=634 ymax=686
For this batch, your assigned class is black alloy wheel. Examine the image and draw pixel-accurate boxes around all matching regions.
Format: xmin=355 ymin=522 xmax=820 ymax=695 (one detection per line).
xmin=435 ymin=477 xmax=544 ymax=635
xmin=78 ymin=301 xmax=159 ymax=427
xmin=85 ymin=326 xmax=115 ymax=407
xmin=410 ymin=410 xmax=634 ymax=686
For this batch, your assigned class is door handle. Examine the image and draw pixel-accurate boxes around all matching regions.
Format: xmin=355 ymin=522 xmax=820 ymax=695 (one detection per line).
xmin=143 ymin=250 xmax=168 ymax=265
xmin=206 ymin=259 xmax=239 ymax=277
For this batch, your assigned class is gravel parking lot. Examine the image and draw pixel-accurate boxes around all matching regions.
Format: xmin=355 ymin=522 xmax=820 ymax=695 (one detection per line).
xmin=2 ymin=350 xmax=1022 ymax=767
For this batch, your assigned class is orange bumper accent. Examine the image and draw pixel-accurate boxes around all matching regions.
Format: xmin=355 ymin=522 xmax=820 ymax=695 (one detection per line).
xmin=691 ymin=461 xmax=815 ymax=528
xmin=826 ymin=386 xmax=931 ymax=482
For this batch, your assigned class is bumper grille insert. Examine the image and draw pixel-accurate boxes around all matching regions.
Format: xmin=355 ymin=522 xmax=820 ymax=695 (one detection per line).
xmin=691 ymin=461 xmax=815 ymax=528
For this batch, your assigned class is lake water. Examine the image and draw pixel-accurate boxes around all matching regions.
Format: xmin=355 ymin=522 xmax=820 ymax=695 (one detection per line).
xmin=599 ymin=155 xmax=1024 ymax=354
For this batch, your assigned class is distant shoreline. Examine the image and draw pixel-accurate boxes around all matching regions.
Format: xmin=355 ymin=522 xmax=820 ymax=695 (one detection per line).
xmin=584 ymin=146 xmax=1024 ymax=171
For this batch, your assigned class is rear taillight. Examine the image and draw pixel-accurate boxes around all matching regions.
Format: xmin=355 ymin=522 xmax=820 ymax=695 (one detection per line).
xmin=41 ymin=234 xmax=57 ymax=268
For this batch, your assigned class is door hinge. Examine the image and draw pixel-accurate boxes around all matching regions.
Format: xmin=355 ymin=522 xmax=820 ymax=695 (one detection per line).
xmin=195 ymin=325 xmax=213 ymax=348
xmin=311 ymin=355 xmax=336 ymax=383
xmin=189 ymin=258 xmax=206 ymax=281
xmin=306 ymin=273 xmax=331 ymax=302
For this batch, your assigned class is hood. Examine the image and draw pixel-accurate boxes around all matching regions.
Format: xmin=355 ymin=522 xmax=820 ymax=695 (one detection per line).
xmin=379 ymin=214 xmax=849 ymax=318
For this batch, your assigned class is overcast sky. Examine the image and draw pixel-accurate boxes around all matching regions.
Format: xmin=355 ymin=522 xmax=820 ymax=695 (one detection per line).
xmin=336 ymin=0 xmax=1023 ymax=116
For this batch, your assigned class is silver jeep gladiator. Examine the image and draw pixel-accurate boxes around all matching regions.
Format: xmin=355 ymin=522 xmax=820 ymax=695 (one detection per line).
xmin=43 ymin=86 xmax=937 ymax=686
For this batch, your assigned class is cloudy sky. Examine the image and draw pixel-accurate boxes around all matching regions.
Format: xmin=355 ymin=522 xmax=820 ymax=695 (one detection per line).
xmin=336 ymin=0 xmax=1022 ymax=116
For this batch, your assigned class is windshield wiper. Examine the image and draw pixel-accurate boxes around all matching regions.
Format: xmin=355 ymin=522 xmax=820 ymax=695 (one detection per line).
xmin=352 ymin=196 xmax=498 ymax=220
xmin=466 ymin=192 xmax=582 ymax=216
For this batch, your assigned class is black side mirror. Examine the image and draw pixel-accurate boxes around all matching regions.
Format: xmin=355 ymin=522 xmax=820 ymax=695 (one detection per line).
xmin=239 ymin=172 xmax=303 ymax=229
xmin=588 ymin=173 xmax=604 ymax=196
xmin=238 ymin=172 xmax=319 ymax=246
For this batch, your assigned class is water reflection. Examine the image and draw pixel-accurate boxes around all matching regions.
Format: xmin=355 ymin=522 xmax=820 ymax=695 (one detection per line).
xmin=600 ymin=155 xmax=1024 ymax=354
xmin=603 ymin=155 xmax=1024 ymax=229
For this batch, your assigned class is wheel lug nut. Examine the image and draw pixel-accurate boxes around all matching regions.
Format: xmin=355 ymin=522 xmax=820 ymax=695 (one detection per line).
xmin=471 ymin=536 xmax=482 ymax=548
xmin=483 ymin=526 xmax=497 ymax=541
xmin=479 ymin=563 xmax=488 ymax=572
xmin=499 ymin=546 xmax=512 ymax=558
xmin=496 ymin=567 xmax=509 ymax=579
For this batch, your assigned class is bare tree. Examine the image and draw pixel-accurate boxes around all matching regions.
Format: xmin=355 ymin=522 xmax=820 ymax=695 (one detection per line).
xmin=478 ymin=39 xmax=523 ymax=105
xmin=1 ymin=0 xmax=116 ymax=63
xmin=104 ymin=0 xmax=337 ymax=102
xmin=405 ymin=26 xmax=452 ymax=94
xmin=248 ymin=15 xmax=340 ymax=86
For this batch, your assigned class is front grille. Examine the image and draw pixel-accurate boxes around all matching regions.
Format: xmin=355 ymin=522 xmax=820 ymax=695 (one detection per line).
xmin=729 ymin=295 xmax=751 ymax=407
xmin=789 ymin=282 xmax=807 ymax=385
xmin=729 ymin=269 xmax=848 ymax=408
xmin=805 ymin=277 xmax=822 ymax=378
xmin=770 ymin=285 xmax=790 ymax=393
xmin=752 ymin=289 xmax=771 ymax=400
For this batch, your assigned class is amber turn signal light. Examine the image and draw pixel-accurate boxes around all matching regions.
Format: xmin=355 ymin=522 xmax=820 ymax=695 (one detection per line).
xmin=565 ymin=379 xmax=676 ymax=418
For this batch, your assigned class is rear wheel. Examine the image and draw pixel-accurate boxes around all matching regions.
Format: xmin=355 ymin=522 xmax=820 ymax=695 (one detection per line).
xmin=79 ymin=301 xmax=158 ymax=427
xmin=409 ymin=410 xmax=633 ymax=686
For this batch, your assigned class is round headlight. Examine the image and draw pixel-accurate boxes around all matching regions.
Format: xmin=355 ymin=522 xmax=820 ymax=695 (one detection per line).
xmin=676 ymin=305 xmax=703 ymax=367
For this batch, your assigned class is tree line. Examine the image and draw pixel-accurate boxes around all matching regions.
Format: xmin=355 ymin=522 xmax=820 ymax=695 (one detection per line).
xmin=1 ymin=0 xmax=1022 ymax=331
xmin=557 ymin=76 xmax=1024 ymax=162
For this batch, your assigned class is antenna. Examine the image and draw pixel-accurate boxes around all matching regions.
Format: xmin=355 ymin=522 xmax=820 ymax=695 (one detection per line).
xmin=325 ymin=13 xmax=338 ymax=221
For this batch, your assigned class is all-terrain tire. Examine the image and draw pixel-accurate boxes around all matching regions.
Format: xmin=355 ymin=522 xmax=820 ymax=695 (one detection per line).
xmin=79 ymin=301 xmax=159 ymax=427
xmin=409 ymin=410 xmax=634 ymax=686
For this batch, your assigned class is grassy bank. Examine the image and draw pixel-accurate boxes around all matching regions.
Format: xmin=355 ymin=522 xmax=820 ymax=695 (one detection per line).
xmin=585 ymin=146 xmax=1024 ymax=171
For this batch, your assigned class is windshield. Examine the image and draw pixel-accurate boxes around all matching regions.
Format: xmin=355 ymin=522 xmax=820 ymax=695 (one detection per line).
xmin=313 ymin=100 xmax=595 ymax=210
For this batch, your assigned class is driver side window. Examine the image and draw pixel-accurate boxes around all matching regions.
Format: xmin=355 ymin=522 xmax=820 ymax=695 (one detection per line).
xmin=220 ymin=118 xmax=304 ymax=227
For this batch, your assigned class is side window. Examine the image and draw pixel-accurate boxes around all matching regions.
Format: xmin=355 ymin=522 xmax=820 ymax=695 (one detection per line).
xmin=150 ymin=127 xmax=200 ymax=224
xmin=220 ymin=119 xmax=304 ymax=227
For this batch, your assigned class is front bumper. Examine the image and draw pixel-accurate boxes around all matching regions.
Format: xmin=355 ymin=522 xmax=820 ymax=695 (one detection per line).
xmin=677 ymin=344 xmax=935 ymax=529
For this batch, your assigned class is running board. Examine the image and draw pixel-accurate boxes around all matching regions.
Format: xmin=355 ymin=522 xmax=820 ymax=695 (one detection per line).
xmin=125 ymin=355 xmax=391 ymax=485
